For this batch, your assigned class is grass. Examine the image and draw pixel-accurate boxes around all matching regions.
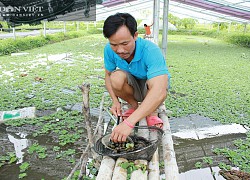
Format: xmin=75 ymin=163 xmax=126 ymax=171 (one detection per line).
xmin=164 ymin=35 xmax=249 ymax=126
xmin=0 ymin=33 xmax=249 ymax=178
xmin=0 ymin=34 xmax=108 ymax=111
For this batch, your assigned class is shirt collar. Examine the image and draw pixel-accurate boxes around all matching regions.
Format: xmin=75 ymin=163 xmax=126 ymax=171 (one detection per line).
xmin=132 ymin=37 xmax=142 ymax=62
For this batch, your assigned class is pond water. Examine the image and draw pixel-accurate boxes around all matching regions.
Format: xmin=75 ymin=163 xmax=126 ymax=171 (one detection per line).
xmin=0 ymin=124 xmax=80 ymax=180
xmin=0 ymin=112 xmax=248 ymax=180
xmin=171 ymin=133 xmax=246 ymax=180
xmin=165 ymin=115 xmax=248 ymax=180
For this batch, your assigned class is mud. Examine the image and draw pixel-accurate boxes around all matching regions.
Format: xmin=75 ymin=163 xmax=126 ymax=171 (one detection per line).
xmin=219 ymin=169 xmax=250 ymax=180
xmin=0 ymin=124 xmax=80 ymax=180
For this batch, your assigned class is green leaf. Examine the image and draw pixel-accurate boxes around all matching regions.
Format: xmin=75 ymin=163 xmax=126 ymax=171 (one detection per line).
xmin=195 ymin=162 xmax=202 ymax=168
xmin=53 ymin=146 xmax=60 ymax=152
xmin=0 ymin=163 xmax=4 ymax=168
xmin=141 ymin=164 xmax=147 ymax=173
xmin=127 ymin=167 xmax=133 ymax=174
xmin=19 ymin=162 xmax=30 ymax=172
xmin=120 ymin=162 xmax=129 ymax=169
xmin=203 ymin=157 xmax=213 ymax=165
xmin=19 ymin=173 xmax=27 ymax=179
xmin=9 ymin=156 xmax=18 ymax=164
xmin=38 ymin=153 xmax=47 ymax=159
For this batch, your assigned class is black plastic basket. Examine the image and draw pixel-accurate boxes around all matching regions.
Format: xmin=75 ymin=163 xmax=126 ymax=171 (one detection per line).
xmin=94 ymin=126 xmax=164 ymax=161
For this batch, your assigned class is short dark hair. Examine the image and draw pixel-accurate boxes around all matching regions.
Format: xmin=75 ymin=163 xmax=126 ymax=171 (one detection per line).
xmin=144 ymin=24 xmax=147 ymax=27
xmin=103 ymin=13 xmax=137 ymax=38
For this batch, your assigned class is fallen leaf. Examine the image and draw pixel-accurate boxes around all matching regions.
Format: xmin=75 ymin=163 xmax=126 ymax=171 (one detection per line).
xmin=34 ymin=77 xmax=44 ymax=81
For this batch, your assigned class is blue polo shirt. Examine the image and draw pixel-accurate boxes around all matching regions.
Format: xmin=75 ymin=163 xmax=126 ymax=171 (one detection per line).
xmin=104 ymin=37 xmax=170 ymax=80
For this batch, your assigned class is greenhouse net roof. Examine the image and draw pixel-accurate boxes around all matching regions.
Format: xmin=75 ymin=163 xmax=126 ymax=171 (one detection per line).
xmin=97 ymin=0 xmax=250 ymax=23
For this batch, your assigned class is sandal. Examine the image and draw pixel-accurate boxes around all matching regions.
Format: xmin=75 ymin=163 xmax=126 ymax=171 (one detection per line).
xmin=146 ymin=116 xmax=163 ymax=128
xmin=122 ymin=108 xmax=135 ymax=120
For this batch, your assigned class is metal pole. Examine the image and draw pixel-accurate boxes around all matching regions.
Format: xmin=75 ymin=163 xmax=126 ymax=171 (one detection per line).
xmin=64 ymin=21 xmax=66 ymax=34
xmin=153 ymin=0 xmax=160 ymax=45
xmin=12 ymin=27 xmax=16 ymax=40
xmin=77 ymin=21 xmax=80 ymax=31
xmin=162 ymin=0 xmax=169 ymax=59
xmin=217 ymin=22 xmax=220 ymax=32
xmin=43 ymin=21 xmax=46 ymax=37
xmin=243 ymin=23 xmax=247 ymax=33
xmin=228 ymin=22 xmax=231 ymax=33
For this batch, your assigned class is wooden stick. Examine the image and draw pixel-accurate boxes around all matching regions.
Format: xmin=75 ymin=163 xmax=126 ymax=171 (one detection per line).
xmin=78 ymin=152 xmax=89 ymax=180
xmin=158 ymin=104 xmax=179 ymax=180
xmin=68 ymin=88 xmax=107 ymax=179
xmin=78 ymin=83 xmax=99 ymax=179
xmin=66 ymin=144 xmax=90 ymax=180
xmin=80 ymin=83 xmax=94 ymax=149
xmin=94 ymin=92 xmax=108 ymax=139
xmin=68 ymin=95 xmax=106 ymax=179
xmin=66 ymin=156 xmax=81 ymax=180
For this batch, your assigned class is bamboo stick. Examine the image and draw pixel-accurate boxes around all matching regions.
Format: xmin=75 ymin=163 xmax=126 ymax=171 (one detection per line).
xmin=158 ymin=104 xmax=179 ymax=180
xmin=130 ymin=160 xmax=148 ymax=180
xmin=148 ymin=123 xmax=160 ymax=180
xmin=129 ymin=118 xmax=149 ymax=180
xmin=96 ymin=156 xmax=116 ymax=180
xmin=111 ymin=158 xmax=128 ymax=180
xmin=148 ymin=149 xmax=160 ymax=180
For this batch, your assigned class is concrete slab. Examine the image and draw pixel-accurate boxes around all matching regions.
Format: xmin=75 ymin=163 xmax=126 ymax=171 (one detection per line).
xmin=69 ymin=103 xmax=111 ymax=123
xmin=169 ymin=114 xmax=247 ymax=140
xmin=168 ymin=114 xmax=248 ymax=180
xmin=179 ymin=166 xmax=225 ymax=180
xmin=169 ymin=114 xmax=222 ymax=134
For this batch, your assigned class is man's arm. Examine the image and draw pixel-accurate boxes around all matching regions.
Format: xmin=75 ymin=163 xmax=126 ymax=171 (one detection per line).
xmin=111 ymin=74 xmax=168 ymax=142
xmin=105 ymin=69 xmax=121 ymax=117
xmin=127 ymin=74 xmax=168 ymax=124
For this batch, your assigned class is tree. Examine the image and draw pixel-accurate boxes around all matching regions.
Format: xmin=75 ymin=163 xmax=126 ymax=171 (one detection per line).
xmin=212 ymin=22 xmax=228 ymax=30
xmin=181 ymin=18 xmax=197 ymax=29
xmin=168 ymin=13 xmax=181 ymax=28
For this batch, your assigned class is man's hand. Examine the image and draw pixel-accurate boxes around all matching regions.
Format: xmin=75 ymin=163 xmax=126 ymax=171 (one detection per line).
xmin=111 ymin=122 xmax=133 ymax=142
xmin=110 ymin=101 xmax=121 ymax=117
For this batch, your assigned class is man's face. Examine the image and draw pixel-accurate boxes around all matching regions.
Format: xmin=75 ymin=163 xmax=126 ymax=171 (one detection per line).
xmin=108 ymin=25 xmax=138 ymax=61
